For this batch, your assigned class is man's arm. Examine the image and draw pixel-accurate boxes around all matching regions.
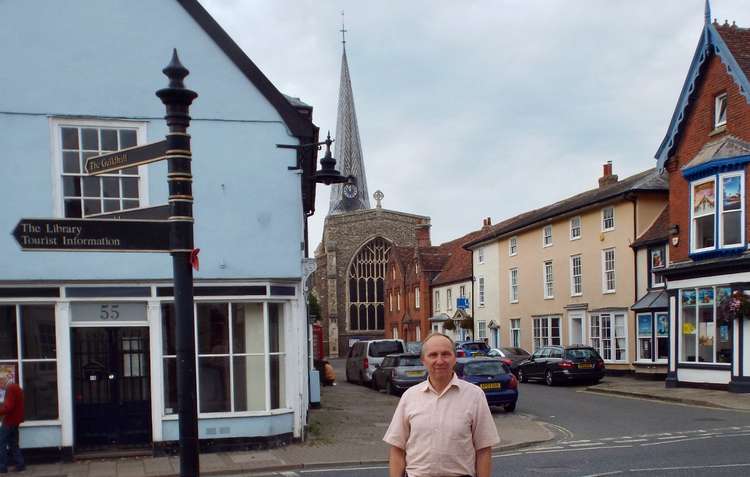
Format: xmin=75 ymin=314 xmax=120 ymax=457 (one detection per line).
xmin=475 ymin=446 xmax=492 ymax=477
xmin=389 ymin=445 xmax=406 ymax=477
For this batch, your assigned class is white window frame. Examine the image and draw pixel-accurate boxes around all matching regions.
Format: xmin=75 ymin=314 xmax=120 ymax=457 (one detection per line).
xmin=543 ymin=225 xmax=553 ymax=247
xmin=570 ymin=216 xmax=581 ymax=240
xmin=718 ymin=172 xmax=745 ymax=249
xmin=434 ymin=290 xmax=440 ymax=312
xmin=389 ymin=292 xmax=393 ymax=312
xmin=51 ymin=118 xmax=150 ymax=218
xmin=650 ymin=245 xmax=666 ymax=288
xmin=397 ymin=292 xmax=401 ymax=311
xmin=446 ymin=288 xmax=453 ymax=311
xmin=602 ymin=206 xmax=615 ymax=232
xmin=543 ymin=261 xmax=554 ymax=299
xmin=478 ymin=247 xmax=485 ymax=264
xmin=533 ymin=316 xmax=561 ymax=351
xmin=715 ymin=92 xmax=727 ymax=128
xmin=690 ymin=176 xmax=717 ymax=254
xmin=478 ymin=277 xmax=485 ymax=306
xmin=509 ymin=236 xmax=518 ymax=256
xmin=509 ymin=268 xmax=519 ymax=303
xmin=477 ymin=320 xmax=487 ymax=340
xmin=510 ymin=319 xmax=521 ymax=348
xmin=678 ymin=287 xmax=733 ymax=365
xmin=636 ymin=312 xmax=654 ymax=362
xmin=415 ymin=287 xmax=420 ymax=309
xmin=570 ymin=254 xmax=582 ymax=296
xmin=602 ymin=248 xmax=616 ymax=293
xmin=589 ymin=311 xmax=628 ymax=362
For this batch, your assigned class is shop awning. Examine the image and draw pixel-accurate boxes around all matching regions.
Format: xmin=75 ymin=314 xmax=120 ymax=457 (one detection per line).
xmin=631 ymin=290 xmax=668 ymax=311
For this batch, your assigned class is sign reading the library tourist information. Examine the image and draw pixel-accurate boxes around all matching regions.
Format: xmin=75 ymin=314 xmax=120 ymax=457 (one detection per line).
xmin=12 ymin=218 xmax=170 ymax=252
xmin=85 ymin=140 xmax=168 ymax=175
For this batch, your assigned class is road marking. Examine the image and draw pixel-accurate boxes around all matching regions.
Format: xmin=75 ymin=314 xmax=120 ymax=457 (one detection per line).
xmin=279 ymin=472 xmax=300 ymax=477
xmin=561 ymin=439 xmax=591 ymax=444
xmin=525 ymin=445 xmax=631 ymax=454
xmin=580 ymin=471 xmax=623 ymax=477
xmin=528 ymin=446 xmax=564 ymax=451
xmin=631 ymin=462 xmax=750 ymax=472
xmin=299 ymin=465 xmax=388 ymax=473
xmin=569 ymin=442 xmax=604 ymax=447
xmin=492 ymin=452 xmax=523 ymax=458
xmin=713 ymin=432 xmax=750 ymax=438
xmin=613 ymin=438 xmax=647 ymax=443
xmin=641 ymin=435 xmax=713 ymax=446
xmin=656 ymin=435 xmax=687 ymax=440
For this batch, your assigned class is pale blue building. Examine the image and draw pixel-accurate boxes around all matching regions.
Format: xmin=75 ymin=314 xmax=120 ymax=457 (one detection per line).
xmin=0 ymin=0 xmax=322 ymax=460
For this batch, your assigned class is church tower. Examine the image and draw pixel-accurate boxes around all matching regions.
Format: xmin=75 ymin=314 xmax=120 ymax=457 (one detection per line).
xmin=328 ymin=28 xmax=370 ymax=214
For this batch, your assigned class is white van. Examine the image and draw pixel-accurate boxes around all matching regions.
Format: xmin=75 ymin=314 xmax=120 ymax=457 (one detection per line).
xmin=345 ymin=339 xmax=405 ymax=387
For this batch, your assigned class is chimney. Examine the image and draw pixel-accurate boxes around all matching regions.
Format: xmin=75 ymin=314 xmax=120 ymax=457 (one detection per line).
xmin=482 ymin=217 xmax=492 ymax=229
xmin=598 ymin=161 xmax=619 ymax=188
xmin=415 ymin=224 xmax=431 ymax=247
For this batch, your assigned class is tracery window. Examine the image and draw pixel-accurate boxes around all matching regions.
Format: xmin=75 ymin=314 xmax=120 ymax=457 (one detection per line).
xmin=348 ymin=238 xmax=391 ymax=331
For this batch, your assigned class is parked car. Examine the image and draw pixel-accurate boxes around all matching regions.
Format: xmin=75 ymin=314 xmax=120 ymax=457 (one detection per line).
xmin=517 ymin=345 xmax=605 ymax=386
xmin=454 ymin=340 xmax=490 ymax=357
xmin=372 ymin=353 xmax=426 ymax=395
xmin=487 ymin=347 xmax=531 ymax=375
xmin=405 ymin=341 xmax=422 ymax=355
xmin=455 ymin=357 xmax=518 ymax=412
xmin=345 ymin=339 xmax=405 ymax=386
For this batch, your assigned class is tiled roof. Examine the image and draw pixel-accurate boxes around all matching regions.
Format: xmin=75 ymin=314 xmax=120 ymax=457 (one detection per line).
xmin=431 ymin=229 xmax=487 ymax=286
xmin=465 ymin=168 xmax=668 ymax=248
xmin=683 ymin=135 xmax=750 ymax=170
xmin=631 ymin=206 xmax=669 ymax=249
xmin=716 ymin=23 xmax=750 ymax=82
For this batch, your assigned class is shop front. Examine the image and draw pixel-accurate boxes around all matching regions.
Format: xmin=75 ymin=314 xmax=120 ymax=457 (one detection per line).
xmin=0 ymin=281 xmax=305 ymax=461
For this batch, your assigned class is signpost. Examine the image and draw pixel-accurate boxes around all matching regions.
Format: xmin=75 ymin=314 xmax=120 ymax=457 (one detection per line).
xmin=85 ymin=140 xmax=168 ymax=175
xmin=12 ymin=50 xmax=200 ymax=477
xmin=13 ymin=218 xmax=170 ymax=252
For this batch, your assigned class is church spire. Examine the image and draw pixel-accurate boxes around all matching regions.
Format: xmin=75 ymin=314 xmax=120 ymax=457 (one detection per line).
xmin=328 ymin=17 xmax=370 ymax=215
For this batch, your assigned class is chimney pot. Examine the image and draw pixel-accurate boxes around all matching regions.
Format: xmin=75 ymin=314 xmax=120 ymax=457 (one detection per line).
xmin=599 ymin=161 xmax=618 ymax=188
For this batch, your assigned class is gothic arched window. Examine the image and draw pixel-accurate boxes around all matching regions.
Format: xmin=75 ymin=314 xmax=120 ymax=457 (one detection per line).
xmin=348 ymin=237 xmax=390 ymax=331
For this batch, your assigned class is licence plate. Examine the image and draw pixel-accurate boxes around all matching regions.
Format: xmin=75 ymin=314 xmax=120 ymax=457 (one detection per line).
xmin=578 ymin=363 xmax=593 ymax=369
xmin=480 ymin=382 xmax=501 ymax=390
xmin=406 ymin=370 xmax=424 ymax=377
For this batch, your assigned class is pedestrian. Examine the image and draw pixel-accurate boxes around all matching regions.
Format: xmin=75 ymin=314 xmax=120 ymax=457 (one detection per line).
xmin=322 ymin=360 xmax=336 ymax=386
xmin=0 ymin=373 xmax=25 ymax=474
xmin=383 ymin=332 xmax=499 ymax=477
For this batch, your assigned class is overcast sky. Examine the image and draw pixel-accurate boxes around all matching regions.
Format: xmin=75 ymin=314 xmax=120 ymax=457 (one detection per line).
xmin=201 ymin=0 xmax=750 ymax=247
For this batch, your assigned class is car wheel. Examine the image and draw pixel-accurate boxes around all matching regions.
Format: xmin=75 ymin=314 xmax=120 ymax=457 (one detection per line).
xmin=518 ymin=369 xmax=527 ymax=383
xmin=545 ymin=370 xmax=555 ymax=386
xmin=504 ymin=402 xmax=516 ymax=412
xmin=591 ymin=377 xmax=601 ymax=385
xmin=387 ymin=380 xmax=398 ymax=396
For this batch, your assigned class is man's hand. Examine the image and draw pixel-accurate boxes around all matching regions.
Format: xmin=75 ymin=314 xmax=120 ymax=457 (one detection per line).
xmin=475 ymin=446 xmax=492 ymax=477
xmin=389 ymin=445 xmax=406 ymax=477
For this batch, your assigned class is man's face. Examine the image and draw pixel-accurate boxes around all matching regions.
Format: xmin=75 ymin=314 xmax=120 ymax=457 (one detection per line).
xmin=421 ymin=336 xmax=456 ymax=380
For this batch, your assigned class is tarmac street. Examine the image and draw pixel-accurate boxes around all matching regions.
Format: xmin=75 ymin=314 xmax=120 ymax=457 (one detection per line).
xmin=14 ymin=358 xmax=750 ymax=477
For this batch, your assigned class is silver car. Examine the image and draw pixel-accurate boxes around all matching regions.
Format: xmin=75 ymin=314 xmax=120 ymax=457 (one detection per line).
xmin=372 ymin=353 xmax=426 ymax=395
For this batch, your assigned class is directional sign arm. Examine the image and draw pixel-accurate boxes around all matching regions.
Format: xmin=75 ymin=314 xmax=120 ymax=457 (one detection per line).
xmin=85 ymin=140 xmax=168 ymax=175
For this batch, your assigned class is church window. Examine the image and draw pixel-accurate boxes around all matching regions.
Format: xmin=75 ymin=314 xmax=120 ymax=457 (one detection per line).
xmin=349 ymin=238 xmax=391 ymax=331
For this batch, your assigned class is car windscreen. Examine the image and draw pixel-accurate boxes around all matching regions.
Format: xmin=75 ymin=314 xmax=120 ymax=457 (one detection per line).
xmin=369 ymin=341 xmax=404 ymax=357
xmin=503 ymin=347 xmax=529 ymax=356
xmin=463 ymin=343 xmax=489 ymax=352
xmin=397 ymin=357 xmax=422 ymax=367
xmin=463 ymin=361 xmax=508 ymax=376
xmin=565 ymin=348 xmax=600 ymax=360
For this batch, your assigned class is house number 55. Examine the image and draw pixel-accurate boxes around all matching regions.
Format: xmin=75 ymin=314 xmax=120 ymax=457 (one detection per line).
xmin=100 ymin=304 xmax=120 ymax=320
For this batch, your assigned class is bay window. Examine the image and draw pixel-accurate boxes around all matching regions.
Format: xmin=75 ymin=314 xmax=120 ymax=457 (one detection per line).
xmin=0 ymin=305 xmax=58 ymax=421
xmin=590 ymin=312 xmax=627 ymax=361
xmin=690 ymin=173 xmax=744 ymax=254
xmin=162 ymin=301 xmax=287 ymax=415
xmin=679 ymin=287 xmax=732 ymax=364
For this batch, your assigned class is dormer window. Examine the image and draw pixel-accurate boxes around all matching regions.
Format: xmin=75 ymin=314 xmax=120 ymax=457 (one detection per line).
xmin=715 ymin=93 xmax=727 ymax=128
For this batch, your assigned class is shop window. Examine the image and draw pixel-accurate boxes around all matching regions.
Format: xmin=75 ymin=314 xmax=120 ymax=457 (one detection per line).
xmin=0 ymin=305 xmax=58 ymax=421
xmin=679 ymin=287 xmax=732 ymax=364
xmin=162 ymin=301 xmax=287 ymax=415
xmin=590 ymin=312 xmax=627 ymax=361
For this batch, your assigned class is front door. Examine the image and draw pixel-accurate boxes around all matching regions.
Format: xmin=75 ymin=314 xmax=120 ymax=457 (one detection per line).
xmin=72 ymin=327 xmax=151 ymax=449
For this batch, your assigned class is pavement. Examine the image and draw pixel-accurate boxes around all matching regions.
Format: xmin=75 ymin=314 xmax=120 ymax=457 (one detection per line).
xmin=585 ymin=375 xmax=750 ymax=411
xmin=14 ymin=365 xmax=750 ymax=477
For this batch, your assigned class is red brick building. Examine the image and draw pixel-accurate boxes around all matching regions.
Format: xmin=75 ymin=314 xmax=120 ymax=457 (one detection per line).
xmin=657 ymin=6 xmax=750 ymax=392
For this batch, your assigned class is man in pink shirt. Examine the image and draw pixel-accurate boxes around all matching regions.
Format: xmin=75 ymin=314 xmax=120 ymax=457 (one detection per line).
xmin=383 ymin=333 xmax=500 ymax=477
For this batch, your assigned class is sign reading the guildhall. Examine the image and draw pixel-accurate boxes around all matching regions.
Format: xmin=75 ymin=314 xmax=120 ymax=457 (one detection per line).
xmin=85 ymin=140 xmax=168 ymax=175
xmin=13 ymin=218 xmax=170 ymax=252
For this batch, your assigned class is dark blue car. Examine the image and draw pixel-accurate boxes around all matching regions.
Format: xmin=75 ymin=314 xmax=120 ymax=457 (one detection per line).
xmin=455 ymin=358 xmax=518 ymax=412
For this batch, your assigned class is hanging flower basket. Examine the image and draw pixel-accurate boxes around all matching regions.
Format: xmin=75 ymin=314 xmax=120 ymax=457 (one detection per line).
xmin=460 ymin=317 xmax=474 ymax=330
xmin=443 ymin=319 xmax=456 ymax=331
xmin=718 ymin=290 xmax=750 ymax=321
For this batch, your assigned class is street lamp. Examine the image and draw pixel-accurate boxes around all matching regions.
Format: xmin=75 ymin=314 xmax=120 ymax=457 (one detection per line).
xmin=277 ymin=131 xmax=349 ymax=185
